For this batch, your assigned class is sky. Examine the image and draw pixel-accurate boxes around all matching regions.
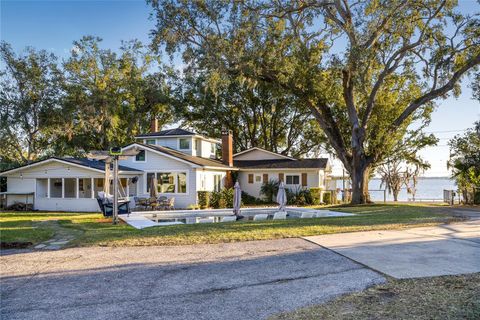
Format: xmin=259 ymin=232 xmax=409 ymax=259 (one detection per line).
xmin=1 ymin=0 xmax=479 ymax=177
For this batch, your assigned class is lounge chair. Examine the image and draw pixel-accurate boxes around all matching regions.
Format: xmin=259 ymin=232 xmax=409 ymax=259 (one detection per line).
xmin=197 ymin=217 xmax=215 ymax=223
xmin=273 ymin=211 xmax=287 ymax=220
xmin=221 ymin=216 xmax=237 ymax=222
xmin=253 ymin=214 xmax=268 ymax=221
xmin=96 ymin=196 xmax=130 ymax=217
xmin=300 ymin=212 xmax=314 ymax=218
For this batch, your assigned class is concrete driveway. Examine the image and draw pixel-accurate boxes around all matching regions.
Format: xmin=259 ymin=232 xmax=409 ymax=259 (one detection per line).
xmin=305 ymin=219 xmax=480 ymax=279
xmin=0 ymin=239 xmax=384 ymax=320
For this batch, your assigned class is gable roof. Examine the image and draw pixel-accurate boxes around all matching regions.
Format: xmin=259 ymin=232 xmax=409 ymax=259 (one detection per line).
xmin=234 ymin=158 xmax=328 ymax=169
xmin=233 ymin=147 xmax=295 ymax=160
xmin=123 ymin=143 xmax=237 ymax=170
xmin=0 ymin=157 xmax=141 ymax=176
xmin=136 ymin=128 xmax=196 ymax=138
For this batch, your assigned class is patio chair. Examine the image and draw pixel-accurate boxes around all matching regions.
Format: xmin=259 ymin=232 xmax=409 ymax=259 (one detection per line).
xmin=148 ymin=197 xmax=161 ymax=210
xmin=273 ymin=212 xmax=287 ymax=220
xmin=300 ymin=212 xmax=314 ymax=218
xmin=253 ymin=214 xmax=268 ymax=221
xmin=162 ymin=197 xmax=175 ymax=210
xmin=221 ymin=216 xmax=237 ymax=222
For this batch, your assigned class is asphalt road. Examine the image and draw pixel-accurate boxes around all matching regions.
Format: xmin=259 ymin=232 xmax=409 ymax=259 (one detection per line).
xmin=0 ymin=239 xmax=384 ymax=320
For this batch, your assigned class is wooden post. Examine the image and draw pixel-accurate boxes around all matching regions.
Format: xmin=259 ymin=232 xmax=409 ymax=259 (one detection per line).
xmin=61 ymin=178 xmax=65 ymax=198
xmin=47 ymin=178 xmax=50 ymax=198
xmin=91 ymin=178 xmax=95 ymax=199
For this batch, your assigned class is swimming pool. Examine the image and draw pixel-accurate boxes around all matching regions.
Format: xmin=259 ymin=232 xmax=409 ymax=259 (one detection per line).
xmin=125 ymin=207 xmax=354 ymax=228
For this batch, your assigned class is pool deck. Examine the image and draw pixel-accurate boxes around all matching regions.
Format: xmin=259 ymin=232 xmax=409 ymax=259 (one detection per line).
xmin=122 ymin=207 xmax=354 ymax=229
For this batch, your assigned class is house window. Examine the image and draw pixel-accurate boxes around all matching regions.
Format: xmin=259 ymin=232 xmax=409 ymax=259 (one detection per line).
xmin=177 ymin=172 xmax=187 ymax=193
xmin=210 ymin=143 xmax=216 ymax=154
xmin=179 ymin=138 xmax=190 ymax=150
xmin=248 ymin=174 xmax=254 ymax=184
xmin=146 ymin=139 xmax=156 ymax=145
xmin=146 ymin=172 xmax=188 ymax=194
xmin=158 ymin=173 xmax=176 ymax=193
xmin=213 ymin=174 xmax=222 ymax=192
xmin=286 ymin=175 xmax=300 ymax=185
xmin=135 ymin=150 xmax=146 ymax=162
xmin=254 ymin=174 xmax=262 ymax=183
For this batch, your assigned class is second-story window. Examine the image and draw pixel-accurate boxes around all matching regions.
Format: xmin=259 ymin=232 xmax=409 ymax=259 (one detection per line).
xmin=135 ymin=150 xmax=146 ymax=162
xmin=179 ymin=138 xmax=190 ymax=150
xmin=146 ymin=139 xmax=156 ymax=145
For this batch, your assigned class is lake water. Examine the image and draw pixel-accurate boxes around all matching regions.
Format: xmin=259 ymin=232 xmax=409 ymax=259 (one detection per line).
xmin=334 ymin=177 xmax=457 ymax=202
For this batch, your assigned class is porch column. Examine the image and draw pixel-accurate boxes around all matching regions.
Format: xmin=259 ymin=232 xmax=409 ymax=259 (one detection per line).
xmin=126 ymin=178 xmax=130 ymax=198
xmin=47 ymin=178 xmax=50 ymax=198
xmin=61 ymin=178 xmax=65 ymax=198
xmin=76 ymin=178 xmax=79 ymax=199
xmin=91 ymin=178 xmax=94 ymax=199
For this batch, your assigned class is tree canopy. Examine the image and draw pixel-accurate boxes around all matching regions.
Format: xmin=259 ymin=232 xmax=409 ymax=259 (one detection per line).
xmin=149 ymin=0 xmax=480 ymax=203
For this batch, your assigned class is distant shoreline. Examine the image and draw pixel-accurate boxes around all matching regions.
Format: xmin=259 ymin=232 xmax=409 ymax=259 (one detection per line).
xmin=371 ymin=176 xmax=451 ymax=180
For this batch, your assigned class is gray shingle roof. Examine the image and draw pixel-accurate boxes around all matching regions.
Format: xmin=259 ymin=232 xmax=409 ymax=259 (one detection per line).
xmin=136 ymin=128 xmax=196 ymax=138
xmin=0 ymin=157 xmax=142 ymax=175
xmin=233 ymin=158 xmax=328 ymax=169
xmin=133 ymin=143 xmax=234 ymax=169
xmin=56 ymin=157 xmax=142 ymax=172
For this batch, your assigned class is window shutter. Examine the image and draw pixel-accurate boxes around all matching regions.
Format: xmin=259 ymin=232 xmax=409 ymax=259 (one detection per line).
xmin=263 ymin=174 xmax=268 ymax=184
xmin=301 ymin=173 xmax=308 ymax=186
xmin=278 ymin=173 xmax=284 ymax=182
xmin=248 ymin=174 xmax=254 ymax=184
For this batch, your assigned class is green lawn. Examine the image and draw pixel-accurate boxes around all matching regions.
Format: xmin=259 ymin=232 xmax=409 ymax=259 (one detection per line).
xmin=0 ymin=204 xmax=462 ymax=247
xmin=271 ymin=273 xmax=480 ymax=320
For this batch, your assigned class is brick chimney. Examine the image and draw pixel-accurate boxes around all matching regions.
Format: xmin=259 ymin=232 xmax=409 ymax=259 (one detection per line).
xmin=221 ymin=129 xmax=233 ymax=167
xmin=150 ymin=118 xmax=158 ymax=133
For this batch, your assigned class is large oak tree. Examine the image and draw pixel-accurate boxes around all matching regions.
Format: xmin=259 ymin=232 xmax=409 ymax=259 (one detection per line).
xmin=149 ymin=0 xmax=480 ymax=203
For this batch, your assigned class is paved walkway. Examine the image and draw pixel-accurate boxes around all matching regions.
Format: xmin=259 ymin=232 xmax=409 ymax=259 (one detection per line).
xmin=0 ymin=239 xmax=384 ymax=320
xmin=305 ymin=219 xmax=480 ymax=279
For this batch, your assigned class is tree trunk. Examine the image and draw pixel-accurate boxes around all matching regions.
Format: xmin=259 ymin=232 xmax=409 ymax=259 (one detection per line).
xmin=350 ymin=160 xmax=371 ymax=204
xmin=393 ymin=192 xmax=399 ymax=202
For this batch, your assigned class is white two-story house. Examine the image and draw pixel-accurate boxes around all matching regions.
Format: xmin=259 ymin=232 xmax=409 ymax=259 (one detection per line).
xmin=1 ymin=120 xmax=331 ymax=211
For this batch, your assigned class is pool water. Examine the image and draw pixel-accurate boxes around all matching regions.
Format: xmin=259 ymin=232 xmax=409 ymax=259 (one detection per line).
xmin=144 ymin=208 xmax=354 ymax=225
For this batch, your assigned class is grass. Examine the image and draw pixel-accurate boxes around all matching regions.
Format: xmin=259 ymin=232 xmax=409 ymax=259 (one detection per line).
xmin=0 ymin=203 xmax=463 ymax=247
xmin=270 ymin=273 xmax=480 ymax=320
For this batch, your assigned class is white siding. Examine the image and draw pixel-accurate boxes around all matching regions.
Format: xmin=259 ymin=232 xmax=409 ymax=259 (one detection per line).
xmin=196 ymin=170 xmax=227 ymax=192
xmin=3 ymin=161 xmax=107 ymax=211
xmin=238 ymin=170 xmax=322 ymax=199
xmin=157 ymin=137 xmax=179 ymax=150
xmin=234 ymin=149 xmax=290 ymax=160
xmin=120 ymin=147 xmax=197 ymax=209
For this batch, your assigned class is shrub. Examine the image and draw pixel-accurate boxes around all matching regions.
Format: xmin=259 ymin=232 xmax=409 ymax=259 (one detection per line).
xmin=260 ymin=179 xmax=279 ymax=202
xmin=323 ymin=192 xmax=332 ymax=205
xmin=241 ymin=191 xmax=266 ymax=205
xmin=222 ymin=188 xmax=234 ymax=208
xmin=197 ymin=191 xmax=211 ymax=209
xmin=286 ymin=187 xmax=313 ymax=206
xmin=210 ymin=188 xmax=235 ymax=209
xmin=310 ymin=188 xmax=322 ymax=205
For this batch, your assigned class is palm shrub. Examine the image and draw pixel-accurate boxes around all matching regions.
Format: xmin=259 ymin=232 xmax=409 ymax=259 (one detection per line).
xmin=260 ymin=179 xmax=279 ymax=203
